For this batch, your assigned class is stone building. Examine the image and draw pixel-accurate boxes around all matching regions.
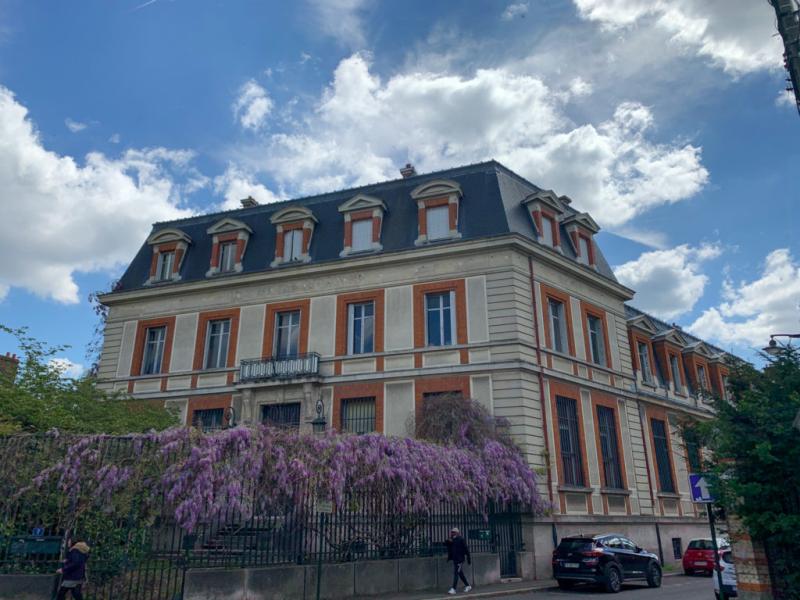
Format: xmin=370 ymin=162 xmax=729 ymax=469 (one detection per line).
xmin=97 ymin=161 xmax=730 ymax=578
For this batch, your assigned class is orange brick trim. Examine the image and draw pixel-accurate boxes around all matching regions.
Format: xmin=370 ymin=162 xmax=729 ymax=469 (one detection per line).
xmin=591 ymin=392 xmax=629 ymax=493
xmin=539 ymin=284 xmax=576 ymax=356
xmin=574 ymin=232 xmax=595 ymax=265
xmin=343 ymin=210 xmax=383 ymax=248
xmin=414 ymin=375 xmax=471 ymax=419
xmin=581 ymin=300 xmax=612 ymax=368
xmin=684 ymin=354 xmax=711 ymax=392
xmin=209 ymin=232 xmax=243 ymax=268
xmin=263 ymin=299 xmax=310 ymax=359
xmin=630 ymin=331 xmax=657 ymax=379
xmin=274 ymin=221 xmax=308 ymax=261
xmin=148 ymin=242 xmax=179 ymax=277
xmin=531 ymin=209 xmax=560 ymax=246
xmin=412 ymin=279 xmax=467 ymax=349
xmin=192 ymin=308 xmax=241 ymax=371
xmin=186 ymin=394 xmax=233 ymax=427
xmin=417 ymin=196 xmax=458 ymax=236
xmin=335 ymin=290 xmax=385 ymax=357
xmin=644 ymin=405 xmax=680 ymax=504
xmin=332 ymin=382 xmax=384 ymax=434
xmin=548 ymin=379 xmax=590 ymax=494
xmin=130 ymin=316 xmax=176 ymax=377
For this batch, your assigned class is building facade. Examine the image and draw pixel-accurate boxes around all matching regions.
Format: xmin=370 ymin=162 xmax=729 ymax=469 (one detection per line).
xmin=97 ymin=161 xmax=730 ymax=577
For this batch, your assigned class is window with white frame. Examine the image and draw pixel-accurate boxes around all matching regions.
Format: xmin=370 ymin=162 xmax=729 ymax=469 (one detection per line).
xmin=578 ymin=236 xmax=590 ymax=265
xmin=351 ymin=219 xmax=373 ymax=252
xmin=274 ymin=310 xmax=301 ymax=358
xmin=587 ymin=314 xmax=606 ymax=366
xmin=156 ymin=251 xmax=175 ymax=281
xmin=670 ymin=355 xmax=683 ymax=393
xmin=541 ymin=216 xmax=555 ymax=246
xmin=697 ymin=365 xmax=708 ymax=390
xmin=426 ymin=205 xmax=450 ymax=240
xmin=142 ymin=326 xmax=167 ymax=374
xmin=637 ymin=342 xmax=653 ymax=382
xmin=204 ymin=319 xmax=231 ymax=369
xmin=548 ymin=298 xmax=568 ymax=354
xmin=348 ymin=301 xmax=374 ymax=354
xmin=283 ymin=229 xmax=304 ymax=262
xmin=218 ymin=242 xmax=237 ymax=273
xmin=425 ymin=291 xmax=455 ymax=346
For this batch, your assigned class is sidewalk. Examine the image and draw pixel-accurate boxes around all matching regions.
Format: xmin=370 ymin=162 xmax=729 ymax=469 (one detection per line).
xmin=377 ymin=579 xmax=558 ymax=600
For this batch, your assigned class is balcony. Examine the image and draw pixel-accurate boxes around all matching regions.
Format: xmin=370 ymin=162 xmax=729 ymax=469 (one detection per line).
xmin=239 ymin=353 xmax=320 ymax=383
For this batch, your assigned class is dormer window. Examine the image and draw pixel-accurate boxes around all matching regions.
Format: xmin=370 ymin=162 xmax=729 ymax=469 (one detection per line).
xmin=338 ymin=194 xmax=386 ymax=256
xmin=206 ymin=217 xmax=252 ymax=277
xmin=411 ymin=179 xmax=462 ymax=246
xmin=270 ymin=206 xmax=317 ymax=267
xmin=145 ymin=228 xmax=191 ymax=285
xmin=578 ymin=236 xmax=591 ymax=265
xmin=541 ymin=215 xmax=555 ymax=247
xmin=563 ymin=212 xmax=600 ymax=268
xmin=521 ymin=190 xmax=567 ymax=252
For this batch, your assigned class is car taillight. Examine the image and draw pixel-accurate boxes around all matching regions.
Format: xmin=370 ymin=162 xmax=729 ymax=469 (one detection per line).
xmin=581 ymin=550 xmax=602 ymax=565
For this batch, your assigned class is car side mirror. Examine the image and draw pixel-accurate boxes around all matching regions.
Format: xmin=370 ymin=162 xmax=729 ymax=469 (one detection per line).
xmin=635 ymin=546 xmax=643 ymax=553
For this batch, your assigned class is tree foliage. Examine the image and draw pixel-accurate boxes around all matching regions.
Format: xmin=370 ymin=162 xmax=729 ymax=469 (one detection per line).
xmin=0 ymin=325 xmax=177 ymax=434
xmin=413 ymin=393 xmax=514 ymax=451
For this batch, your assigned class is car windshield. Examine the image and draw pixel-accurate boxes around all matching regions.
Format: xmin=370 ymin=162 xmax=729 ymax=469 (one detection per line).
xmin=688 ymin=540 xmax=715 ymax=550
xmin=558 ymin=539 xmax=594 ymax=552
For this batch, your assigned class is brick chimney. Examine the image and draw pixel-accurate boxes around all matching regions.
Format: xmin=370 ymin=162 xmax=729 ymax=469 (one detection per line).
xmin=0 ymin=352 xmax=19 ymax=382
xmin=240 ymin=196 xmax=258 ymax=208
xmin=400 ymin=163 xmax=417 ymax=178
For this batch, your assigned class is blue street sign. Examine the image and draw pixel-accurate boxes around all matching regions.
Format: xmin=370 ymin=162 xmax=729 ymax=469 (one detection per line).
xmin=689 ymin=473 xmax=715 ymax=503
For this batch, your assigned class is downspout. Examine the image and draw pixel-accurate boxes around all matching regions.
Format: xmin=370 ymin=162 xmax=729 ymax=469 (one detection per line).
xmin=528 ymin=258 xmax=554 ymax=507
xmin=636 ymin=404 xmax=658 ymax=512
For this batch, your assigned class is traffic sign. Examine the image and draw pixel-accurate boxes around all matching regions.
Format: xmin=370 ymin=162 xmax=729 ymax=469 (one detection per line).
xmin=689 ymin=473 xmax=715 ymax=503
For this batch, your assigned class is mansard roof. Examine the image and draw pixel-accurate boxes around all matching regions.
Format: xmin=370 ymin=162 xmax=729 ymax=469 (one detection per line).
xmin=116 ymin=160 xmax=619 ymax=292
xmin=624 ymin=305 xmax=727 ymax=358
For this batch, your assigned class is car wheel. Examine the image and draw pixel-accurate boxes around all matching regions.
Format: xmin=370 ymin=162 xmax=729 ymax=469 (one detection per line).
xmin=646 ymin=562 xmax=662 ymax=588
xmin=603 ymin=565 xmax=622 ymax=593
xmin=557 ymin=579 xmax=575 ymax=590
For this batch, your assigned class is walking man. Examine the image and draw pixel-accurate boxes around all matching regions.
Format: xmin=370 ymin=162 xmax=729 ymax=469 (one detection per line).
xmin=55 ymin=537 xmax=90 ymax=600
xmin=446 ymin=527 xmax=472 ymax=594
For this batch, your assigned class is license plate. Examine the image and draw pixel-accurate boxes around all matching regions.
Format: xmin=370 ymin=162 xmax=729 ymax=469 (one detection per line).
xmin=694 ymin=561 xmax=707 ymax=566
xmin=564 ymin=562 xmax=580 ymax=568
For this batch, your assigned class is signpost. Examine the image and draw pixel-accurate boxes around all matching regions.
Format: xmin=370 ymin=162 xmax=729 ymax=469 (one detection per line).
xmin=689 ymin=473 xmax=726 ymax=600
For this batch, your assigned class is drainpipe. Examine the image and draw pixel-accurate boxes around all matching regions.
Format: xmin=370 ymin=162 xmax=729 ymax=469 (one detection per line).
xmin=528 ymin=258 xmax=554 ymax=507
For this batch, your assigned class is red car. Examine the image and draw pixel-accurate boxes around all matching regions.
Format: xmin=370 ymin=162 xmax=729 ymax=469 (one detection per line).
xmin=682 ymin=538 xmax=728 ymax=576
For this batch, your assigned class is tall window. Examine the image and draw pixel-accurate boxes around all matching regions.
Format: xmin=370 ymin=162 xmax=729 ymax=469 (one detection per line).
xmin=341 ymin=397 xmax=376 ymax=434
xmin=348 ymin=301 xmax=374 ymax=354
xmin=274 ymin=310 xmax=301 ymax=358
xmin=548 ymin=298 xmax=568 ymax=354
xmin=670 ymin=355 xmax=683 ymax=393
xmin=351 ymin=219 xmax=372 ymax=251
xmin=721 ymin=375 xmax=729 ymax=400
xmin=597 ymin=406 xmax=624 ymax=489
xmin=156 ymin=251 xmax=175 ymax=281
xmin=541 ymin=216 xmax=555 ymax=246
xmin=204 ymin=319 xmax=231 ymax=369
xmin=587 ymin=314 xmax=606 ymax=366
xmin=283 ymin=229 xmax=304 ymax=262
xmin=426 ymin=205 xmax=450 ymax=240
xmin=193 ymin=408 xmax=224 ymax=432
xmin=262 ymin=403 xmax=301 ymax=429
xmin=684 ymin=429 xmax=702 ymax=473
xmin=556 ymin=396 xmax=585 ymax=487
xmin=142 ymin=326 xmax=166 ymax=374
xmin=425 ymin=291 xmax=455 ymax=346
xmin=638 ymin=342 xmax=653 ymax=382
xmin=651 ymin=418 xmax=676 ymax=493
xmin=578 ymin=236 xmax=590 ymax=265
xmin=218 ymin=241 xmax=237 ymax=273
xmin=697 ymin=365 xmax=708 ymax=391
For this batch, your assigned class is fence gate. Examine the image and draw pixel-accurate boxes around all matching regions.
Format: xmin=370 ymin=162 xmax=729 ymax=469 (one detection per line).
xmin=489 ymin=509 xmax=523 ymax=578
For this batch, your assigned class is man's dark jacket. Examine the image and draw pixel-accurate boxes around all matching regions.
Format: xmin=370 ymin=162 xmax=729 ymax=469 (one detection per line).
xmin=446 ymin=535 xmax=471 ymax=564
xmin=62 ymin=542 xmax=90 ymax=581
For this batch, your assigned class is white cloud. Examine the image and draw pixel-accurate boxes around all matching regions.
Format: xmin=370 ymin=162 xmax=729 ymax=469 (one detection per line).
xmin=573 ymin=0 xmax=782 ymax=75
xmin=233 ymin=80 xmax=273 ymax=131
xmin=614 ymin=243 xmax=721 ymax=318
xmin=306 ymin=0 xmax=369 ymax=48
xmin=776 ymin=89 xmax=797 ymax=109
xmin=213 ymin=165 xmax=281 ymax=210
xmin=247 ymin=54 xmax=707 ymax=227
xmin=0 ymin=86 xmax=194 ymax=304
xmin=689 ymin=249 xmax=800 ymax=348
xmin=64 ymin=118 xmax=87 ymax=133
xmin=108 ymin=133 xmax=121 ymax=144
xmin=49 ymin=357 xmax=84 ymax=379
xmin=502 ymin=2 xmax=529 ymax=20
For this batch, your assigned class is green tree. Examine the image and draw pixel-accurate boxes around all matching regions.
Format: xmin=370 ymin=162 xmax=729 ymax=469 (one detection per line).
xmin=694 ymin=347 xmax=800 ymax=595
xmin=0 ymin=325 xmax=177 ymax=434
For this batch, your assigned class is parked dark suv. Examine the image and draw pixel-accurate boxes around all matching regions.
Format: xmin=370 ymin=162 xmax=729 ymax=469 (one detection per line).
xmin=552 ymin=534 xmax=662 ymax=593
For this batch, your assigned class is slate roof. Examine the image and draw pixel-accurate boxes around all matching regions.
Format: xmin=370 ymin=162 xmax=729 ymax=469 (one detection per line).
xmin=624 ymin=305 xmax=727 ymax=357
xmin=116 ymin=160 xmax=618 ymax=292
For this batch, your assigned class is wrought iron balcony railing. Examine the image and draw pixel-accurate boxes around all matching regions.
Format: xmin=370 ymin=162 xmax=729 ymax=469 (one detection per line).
xmin=239 ymin=353 xmax=320 ymax=383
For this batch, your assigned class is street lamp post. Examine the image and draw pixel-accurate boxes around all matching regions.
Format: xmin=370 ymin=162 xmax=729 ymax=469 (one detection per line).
xmin=762 ymin=334 xmax=800 ymax=357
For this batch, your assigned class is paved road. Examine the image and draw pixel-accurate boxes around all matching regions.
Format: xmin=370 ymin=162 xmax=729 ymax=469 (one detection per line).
xmin=501 ymin=574 xmax=714 ymax=599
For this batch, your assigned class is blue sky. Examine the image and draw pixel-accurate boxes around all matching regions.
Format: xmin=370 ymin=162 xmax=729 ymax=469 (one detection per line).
xmin=0 ymin=0 xmax=798 ymax=373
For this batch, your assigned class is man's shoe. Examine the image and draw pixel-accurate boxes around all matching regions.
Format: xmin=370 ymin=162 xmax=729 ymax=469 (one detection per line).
xmin=464 ymin=586 xmax=472 ymax=592
xmin=448 ymin=588 xmax=457 ymax=595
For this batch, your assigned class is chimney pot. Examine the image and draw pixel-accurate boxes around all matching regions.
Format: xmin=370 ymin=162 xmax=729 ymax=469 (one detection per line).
xmin=240 ymin=196 xmax=258 ymax=208
xmin=400 ymin=163 xmax=417 ymax=178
